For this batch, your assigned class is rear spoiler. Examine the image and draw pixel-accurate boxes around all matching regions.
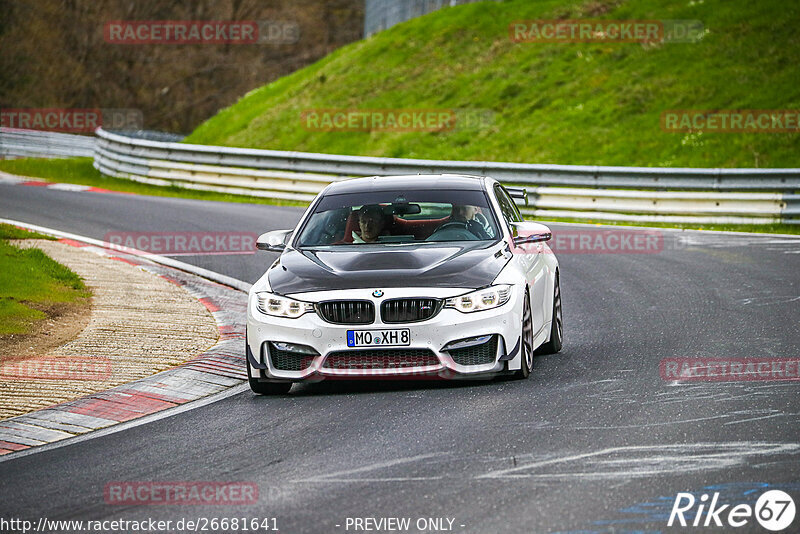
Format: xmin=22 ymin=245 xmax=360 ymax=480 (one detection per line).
xmin=505 ymin=186 xmax=529 ymax=206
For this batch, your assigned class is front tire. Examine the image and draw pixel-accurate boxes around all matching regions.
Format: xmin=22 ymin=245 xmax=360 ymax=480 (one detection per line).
xmin=537 ymin=273 xmax=562 ymax=355
xmin=514 ymin=290 xmax=534 ymax=379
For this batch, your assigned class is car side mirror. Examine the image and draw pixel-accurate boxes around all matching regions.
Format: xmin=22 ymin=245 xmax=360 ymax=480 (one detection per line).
xmin=256 ymin=230 xmax=292 ymax=252
xmin=510 ymin=222 xmax=552 ymax=246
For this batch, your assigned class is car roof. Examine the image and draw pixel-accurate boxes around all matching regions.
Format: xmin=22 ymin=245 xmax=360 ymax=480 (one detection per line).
xmin=324 ymin=174 xmax=488 ymax=195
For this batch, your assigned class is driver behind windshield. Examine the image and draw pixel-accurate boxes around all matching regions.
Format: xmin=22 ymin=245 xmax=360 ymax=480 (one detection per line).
xmin=450 ymin=204 xmax=490 ymax=239
xmin=451 ymin=204 xmax=478 ymax=222
xmin=353 ymin=204 xmax=388 ymax=243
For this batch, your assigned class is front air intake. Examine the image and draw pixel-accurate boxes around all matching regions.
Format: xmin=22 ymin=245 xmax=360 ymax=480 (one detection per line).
xmin=447 ymin=335 xmax=498 ymax=366
xmin=322 ymin=349 xmax=440 ymax=370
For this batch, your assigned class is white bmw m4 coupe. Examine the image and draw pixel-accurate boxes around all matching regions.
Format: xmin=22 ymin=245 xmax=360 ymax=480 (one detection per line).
xmin=246 ymin=174 xmax=562 ymax=394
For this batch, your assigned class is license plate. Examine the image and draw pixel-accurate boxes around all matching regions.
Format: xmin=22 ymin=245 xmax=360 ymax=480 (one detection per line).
xmin=347 ymin=329 xmax=410 ymax=347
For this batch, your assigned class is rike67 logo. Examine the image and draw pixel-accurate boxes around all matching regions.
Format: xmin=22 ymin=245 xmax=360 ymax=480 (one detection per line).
xmin=669 ymin=490 xmax=795 ymax=531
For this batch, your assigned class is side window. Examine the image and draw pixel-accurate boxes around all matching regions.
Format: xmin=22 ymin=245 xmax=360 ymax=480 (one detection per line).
xmin=505 ymin=188 xmax=524 ymax=221
xmin=493 ymin=184 xmax=522 ymax=227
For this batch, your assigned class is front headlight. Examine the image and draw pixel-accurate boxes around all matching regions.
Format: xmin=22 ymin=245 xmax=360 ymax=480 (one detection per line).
xmin=445 ymin=284 xmax=512 ymax=313
xmin=255 ymin=292 xmax=314 ymax=318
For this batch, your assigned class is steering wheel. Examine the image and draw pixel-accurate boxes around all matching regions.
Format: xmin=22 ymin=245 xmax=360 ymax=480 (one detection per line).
xmin=438 ymin=221 xmax=469 ymax=232
xmin=474 ymin=212 xmax=491 ymax=233
xmin=426 ymin=221 xmax=477 ymax=242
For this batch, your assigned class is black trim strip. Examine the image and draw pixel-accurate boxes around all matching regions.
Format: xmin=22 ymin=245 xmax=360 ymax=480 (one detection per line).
xmin=499 ymin=336 xmax=520 ymax=361
xmin=246 ymin=343 xmax=267 ymax=370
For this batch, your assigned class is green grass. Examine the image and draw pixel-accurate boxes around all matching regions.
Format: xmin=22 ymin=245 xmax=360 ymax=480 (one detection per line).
xmin=0 ymin=224 xmax=54 ymax=241
xmin=0 ymin=157 xmax=306 ymax=207
xmin=186 ymin=0 xmax=800 ymax=168
xmin=0 ymin=158 xmax=100 ymax=184
xmin=0 ymin=224 xmax=91 ymax=335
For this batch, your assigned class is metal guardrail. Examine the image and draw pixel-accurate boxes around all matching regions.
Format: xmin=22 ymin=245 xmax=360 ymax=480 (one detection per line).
xmin=94 ymin=128 xmax=799 ymax=225
xmin=0 ymin=128 xmax=96 ymax=159
xmin=2 ymin=127 xmax=797 ymax=224
xmin=0 ymin=128 xmax=183 ymax=160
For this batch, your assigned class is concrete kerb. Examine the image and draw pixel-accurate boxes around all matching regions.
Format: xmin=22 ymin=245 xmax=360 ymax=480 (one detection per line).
xmin=0 ymin=219 xmax=251 ymax=461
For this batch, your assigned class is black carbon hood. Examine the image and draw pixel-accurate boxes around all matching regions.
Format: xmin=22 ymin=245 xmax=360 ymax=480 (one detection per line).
xmin=267 ymin=242 xmax=510 ymax=294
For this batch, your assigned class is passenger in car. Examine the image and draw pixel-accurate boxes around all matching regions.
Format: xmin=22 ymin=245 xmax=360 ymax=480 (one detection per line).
xmin=352 ymin=204 xmax=389 ymax=243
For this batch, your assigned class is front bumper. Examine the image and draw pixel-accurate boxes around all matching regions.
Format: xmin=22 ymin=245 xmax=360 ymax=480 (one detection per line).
xmin=246 ymin=287 xmax=523 ymax=381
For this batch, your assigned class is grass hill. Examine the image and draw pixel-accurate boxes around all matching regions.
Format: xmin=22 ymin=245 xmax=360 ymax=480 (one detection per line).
xmin=185 ymin=0 xmax=800 ymax=168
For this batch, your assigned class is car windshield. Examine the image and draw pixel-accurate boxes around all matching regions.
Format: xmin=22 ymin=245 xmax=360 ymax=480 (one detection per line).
xmin=295 ymin=189 xmax=500 ymax=247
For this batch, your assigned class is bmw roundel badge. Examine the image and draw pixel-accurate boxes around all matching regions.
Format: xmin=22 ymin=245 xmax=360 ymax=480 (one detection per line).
xmin=372 ymin=289 xmax=384 ymax=297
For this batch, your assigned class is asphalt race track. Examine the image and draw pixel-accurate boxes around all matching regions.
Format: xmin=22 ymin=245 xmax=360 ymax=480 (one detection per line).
xmin=1 ymin=184 xmax=799 ymax=533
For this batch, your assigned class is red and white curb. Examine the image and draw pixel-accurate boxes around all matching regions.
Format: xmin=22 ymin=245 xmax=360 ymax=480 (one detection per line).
xmin=0 ymin=221 xmax=251 ymax=459
xmin=0 ymin=170 xmax=122 ymax=194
